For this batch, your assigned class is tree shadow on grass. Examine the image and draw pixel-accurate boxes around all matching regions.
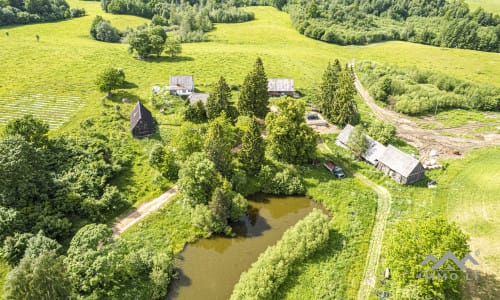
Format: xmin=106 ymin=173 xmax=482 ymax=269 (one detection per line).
xmin=108 ymin=90 xmax=141 ymax=104
xmin=122 ymin=81 xmax=138 ymax=89
xmin=463 ymin=270 xmax=500 ymax=300
xmin=141 ymin=56 xmax=194 ymax=63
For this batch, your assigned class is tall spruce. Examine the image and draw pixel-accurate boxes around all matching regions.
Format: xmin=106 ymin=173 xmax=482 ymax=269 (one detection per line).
xmin=318 ymin=59 xmax=342 ymax=121
xmin=331 ymin=69 xmax=359 ymax=126
xmin=238 ymin=118 xmax=265 ymax=175
xmin=204 ymin=113 xmax=235 ymax=177
xmin=238 ymin=58 xmax=269 ymax=118
xmin=206 ymin=76 xmax=237 ymax=121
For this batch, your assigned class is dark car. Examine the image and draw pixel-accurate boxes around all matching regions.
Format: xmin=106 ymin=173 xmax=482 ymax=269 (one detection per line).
xmin=307 ymin=113 xmax=319 ymax=120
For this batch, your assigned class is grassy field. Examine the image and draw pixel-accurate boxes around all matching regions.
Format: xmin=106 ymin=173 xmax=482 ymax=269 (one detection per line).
xmin=466 ymin=0 xmax=500 ymax=14
xmin=1 ymin=4 xmax=499 ymax=131
xmin=362 ymin=146 xmax=500 ymax=299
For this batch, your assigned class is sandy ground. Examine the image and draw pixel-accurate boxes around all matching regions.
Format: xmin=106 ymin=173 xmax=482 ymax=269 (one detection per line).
xmin=112 ymin=186 xmax=178 ymax=236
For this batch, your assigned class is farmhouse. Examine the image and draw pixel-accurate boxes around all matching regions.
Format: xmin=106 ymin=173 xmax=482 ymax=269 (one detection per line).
xmin=376 ymin=145 xmax=425 ymax=184
xmin=268 ymin=78 xmax=295 ymax=97
xmin=335 ymin=124 xmax=425 ymax=184
xmin=188 ymin=93 xmax=209 ymax=105
xmin=130 ymin=101 xmax=155 ymax=138
xmin=169 ymin=75 xmax=194 ymax=96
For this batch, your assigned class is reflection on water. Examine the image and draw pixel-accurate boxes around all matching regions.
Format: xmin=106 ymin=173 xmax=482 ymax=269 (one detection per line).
xmin=167 ymin=194 xmax=323 ymax=300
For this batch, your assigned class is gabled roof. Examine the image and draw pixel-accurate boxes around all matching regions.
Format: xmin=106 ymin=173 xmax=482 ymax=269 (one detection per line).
xmin=335 ymin=124 xmax=354 ymax=148
xmin=169 ymin=75 xmax=194 ymax=90
xmin=188 ymin=93 xmax=209 ymax=105
xmin=268 ymin=78 xmax=294 ymax=92
xmin=130 ymin=101 xmax=153 ymax=130
xmin=364 ymin=136 xmax=386 ymax=165
xmin=377 ymin=145 xmax=421 ymax=177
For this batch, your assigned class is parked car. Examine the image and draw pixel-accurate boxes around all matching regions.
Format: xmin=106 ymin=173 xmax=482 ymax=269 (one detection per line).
xmin=307 ymin=113 xmax=319 ymax=120
xmin=323 ymin=160 xmax=345 ymax=178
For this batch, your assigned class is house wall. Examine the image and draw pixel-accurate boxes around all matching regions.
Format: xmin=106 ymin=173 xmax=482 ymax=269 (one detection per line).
xmin=132 ymin=120 xmax=154 ymax=138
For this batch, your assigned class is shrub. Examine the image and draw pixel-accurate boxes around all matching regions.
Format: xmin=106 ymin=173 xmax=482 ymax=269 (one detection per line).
xmin=258 ymin=164 xmax=305 ymax=195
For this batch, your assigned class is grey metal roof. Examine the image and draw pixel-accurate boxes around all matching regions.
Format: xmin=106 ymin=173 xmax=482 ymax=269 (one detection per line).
xmin=130 ymin=101 xmax=153 ymax=130
xmin=188 ymin=93 xmax=209 ymax=105
xmin=169 ymin=75 xmax=194 ymax=90
xmin=335 ymin=124 xmax=354 ymax=148
xmin=377 ymin=145 xmax=422 ymax=177
xmin=363 ymin=136 xmax=386 ymax=165
xmin=268 ymin=78 xmax=294 ymax=92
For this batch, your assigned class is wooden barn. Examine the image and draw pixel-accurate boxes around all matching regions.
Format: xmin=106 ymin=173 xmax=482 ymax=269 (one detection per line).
xmin=376 ymin=145 xmax=425 ymax=184
xmin=268 ymin=78 xmax=295 ymax=97
xmin=130 ymin=101 xmax=155 ymax=138
xmin=169 ymin=75 xmax=194 ymax=96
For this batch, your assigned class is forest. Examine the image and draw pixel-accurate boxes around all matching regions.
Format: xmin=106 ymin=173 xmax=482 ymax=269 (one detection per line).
xmin=282 ymin=0 xmax=500 ymax=52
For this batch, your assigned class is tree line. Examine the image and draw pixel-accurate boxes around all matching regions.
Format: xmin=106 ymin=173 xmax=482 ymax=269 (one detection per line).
xmin=0 ymin=0 xmax=85 ymax=25
xmin=280 ymin=0 xmax=500 ymax=52
xmin=230 ymin=209 xmax=330 ymax=299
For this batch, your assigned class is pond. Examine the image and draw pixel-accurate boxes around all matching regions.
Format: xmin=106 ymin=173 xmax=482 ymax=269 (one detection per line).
xmin=167 ymin=194 xmax=324 ymax=300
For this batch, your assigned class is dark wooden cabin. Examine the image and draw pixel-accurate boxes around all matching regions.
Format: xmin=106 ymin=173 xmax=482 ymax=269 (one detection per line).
xmin=130 ymin=101 xmax=154 ymax=138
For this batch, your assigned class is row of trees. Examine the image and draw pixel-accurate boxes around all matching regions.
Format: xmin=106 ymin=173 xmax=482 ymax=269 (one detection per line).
xmin=358 ymin=61 xmax=500 ymax=114
xmin=0 ymin=0 xmax=85 ymax=25
xmin=284 ymin=0 xmax=499 ymax=52
xmin=230 ymin=209 xmax=330 ymax=299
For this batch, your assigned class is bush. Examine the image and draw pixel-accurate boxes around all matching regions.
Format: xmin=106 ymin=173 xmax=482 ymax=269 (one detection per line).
xmin=258 ymin=164 xmax=305 ymax=195
xmin=90 ymin=16 xmax=121 ymax=43
xmin=230 ymin=209 xmax=330 ymax=300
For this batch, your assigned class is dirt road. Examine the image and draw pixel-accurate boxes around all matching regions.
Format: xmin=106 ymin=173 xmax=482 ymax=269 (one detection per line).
xmin=352 ymin=65 xmax=500 ymax=159
xmin=112 ymin=186 xmax=178 ymax=236
xmin=355 ymin=174 xmax=391 ymax=300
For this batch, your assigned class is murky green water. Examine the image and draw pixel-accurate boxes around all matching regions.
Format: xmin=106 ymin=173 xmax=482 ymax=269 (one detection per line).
xmin=167 ymin=194 xmax=323 ymax=300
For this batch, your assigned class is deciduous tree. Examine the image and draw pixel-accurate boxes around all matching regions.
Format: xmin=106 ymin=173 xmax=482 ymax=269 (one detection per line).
xmin=4 ymin=114 xmax=49 ymax=148
xmin=3 ymin=251 xmax=72 ymax=300
xmin=95 ymin=67 xmax=125 ymax=97
xmin=265 ymin=98 xmax=318 ymax=164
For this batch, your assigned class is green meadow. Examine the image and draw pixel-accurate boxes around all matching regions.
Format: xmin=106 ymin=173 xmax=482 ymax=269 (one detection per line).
xmin=466 ymin=0 xmax=500 ymax=14
xmin=1 ymin=4 xmax=499 ymax=131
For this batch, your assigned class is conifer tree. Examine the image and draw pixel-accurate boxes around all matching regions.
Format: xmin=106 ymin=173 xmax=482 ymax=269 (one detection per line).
xmin=206 ymin=76 xmax=237 ymax=121
xmin=331 ymin=69 xmax=359 ymax=126
xmin=238 ymin=118 xmax=265 ymax=175
xmin=238 ymin=57 xmax=269 ymax=118
xmin=317 ymin=59 xmax=342 ymax=121
xmin=204 ymin=113 xmax=235 ymax=176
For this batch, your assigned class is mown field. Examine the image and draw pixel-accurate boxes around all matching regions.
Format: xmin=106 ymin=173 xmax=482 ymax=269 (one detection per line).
xmin=466 ymin=0 xmax=500 ymax=14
